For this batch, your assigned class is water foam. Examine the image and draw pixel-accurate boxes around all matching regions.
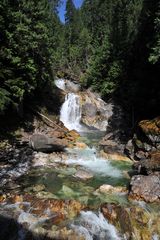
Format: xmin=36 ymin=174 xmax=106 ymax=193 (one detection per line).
xmin=60 ymin=93 xmax=82 ymax=131
xmin=55 ymin=78 xmax=66 ymax=90
xmin=66 ymin=147 xmax=122 ymax=178
xmin=72 ymin=211 xmax=121 ymax=240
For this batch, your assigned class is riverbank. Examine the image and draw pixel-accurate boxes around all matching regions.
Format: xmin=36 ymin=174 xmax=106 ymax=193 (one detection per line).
xmin=0 ymin=79 xmax=160 ymax=240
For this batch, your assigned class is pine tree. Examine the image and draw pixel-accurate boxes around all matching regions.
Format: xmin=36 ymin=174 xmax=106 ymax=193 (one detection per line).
xmin=149 ymin=1 xmax=160 ymax=64
xmin=0 ymin=0 xmax=61 ymax=113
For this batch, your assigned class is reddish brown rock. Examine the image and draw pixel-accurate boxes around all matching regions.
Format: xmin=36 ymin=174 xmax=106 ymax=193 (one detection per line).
xmin=7 ymin=194 xmax=84 ymax=219
xmin=139 ymin=117 xmax=160 ymax=144
xmin=101 ymin=203 xmax=157 ymax=240
xmin=101 ymin=203 xmax=118 ymax=222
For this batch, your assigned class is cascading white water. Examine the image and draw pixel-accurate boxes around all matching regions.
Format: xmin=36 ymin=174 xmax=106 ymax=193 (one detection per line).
xmin=71 ymin=211 xmax=121 ymax=240
xmin=55 ymin=78 xmax=66 ymax=91
xmin=65 ymin=147 xmax=122 ymax=178
xmin=60 ymin=92 xmax=82 ymax=131
xmin=55 ymin=78 xmax=83 ymax=131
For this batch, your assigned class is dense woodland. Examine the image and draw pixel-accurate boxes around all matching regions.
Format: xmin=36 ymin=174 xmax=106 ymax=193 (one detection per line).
xmin=0 ymin=0 xmax=160 ymax=123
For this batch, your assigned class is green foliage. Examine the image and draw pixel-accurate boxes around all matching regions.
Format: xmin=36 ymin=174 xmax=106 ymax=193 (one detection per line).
xmin=59 ymin=0 xmax=143 ymax=96
xmin=1 ymin=0 xmax=159 ymax=119
xmin=0 ymin=0 xmax=61 ymax=113
xmin=58 ymin=0 xmax=92 ymax=75
xmin=0 ymin=88 xmax=11 ymax=112
xmin=149 ymin=3 xmax=160 ymax=64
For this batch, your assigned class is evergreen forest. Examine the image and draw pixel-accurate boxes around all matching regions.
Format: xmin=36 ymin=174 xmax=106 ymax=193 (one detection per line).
xmin=0 ymin=0 xmax=159 ymax=121
xmin=0 ymin=1 xmax=160 ymax=238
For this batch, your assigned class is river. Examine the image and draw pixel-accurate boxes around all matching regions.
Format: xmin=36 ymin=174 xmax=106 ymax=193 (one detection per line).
xmin=0 ymin=79 xmax=159 ymax=240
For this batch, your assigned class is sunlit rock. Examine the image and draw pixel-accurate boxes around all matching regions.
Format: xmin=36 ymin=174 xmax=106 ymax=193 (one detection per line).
xmin=139 ymin=117 xmax=160 ymax=144
xmin=96 ymin=184 xmax=127 ymax=194
xmin=74 ymin=142 xmax=88 ymax=149
xmin=100 ymin=150 xmax=132 ymax=162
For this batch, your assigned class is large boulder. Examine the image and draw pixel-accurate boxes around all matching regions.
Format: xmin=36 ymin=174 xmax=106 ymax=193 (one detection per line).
xmin=125 ymin=117 xmax=160 ymax=161
xmin=99 ymin=137 xmax=125 ymax=156
xmin=134 ymin=150 xmax=160 ymax=174
xmin=80 ymin=90 xmax=113 ymax=131
xmin=82 ymin=103 xmax=97 ymax=118
xmin=129 ymin=174 xmax=160 ymax=202
xmin=29 ymin=134 xmax=67 ymax=152
xmin=139 ymin=117 xmax=160 ymax=146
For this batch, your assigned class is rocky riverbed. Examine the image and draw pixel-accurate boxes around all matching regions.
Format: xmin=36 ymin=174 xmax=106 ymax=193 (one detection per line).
xmin=0 ymin=79 xmax=160 ymax=239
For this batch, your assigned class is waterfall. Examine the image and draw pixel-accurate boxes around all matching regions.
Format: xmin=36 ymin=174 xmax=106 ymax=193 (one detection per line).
xmin=60 ymin=92 xmax=82 ymax=131
xmin=55 ymin=78 xmax=66 ymax=91
xmin=55 ymin=78 xmax=83 ymax=131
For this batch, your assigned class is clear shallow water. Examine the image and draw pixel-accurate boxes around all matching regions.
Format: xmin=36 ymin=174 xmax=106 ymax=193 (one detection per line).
xmin=0 ymin=80 xmax=159 ymax=239
xmin=19 ymin=131 xmax=131 ymax=208
xmin=15 ymin=130 xmax=160 ymax=239
xmin=1 ymin=132 xmax=160 ymax=239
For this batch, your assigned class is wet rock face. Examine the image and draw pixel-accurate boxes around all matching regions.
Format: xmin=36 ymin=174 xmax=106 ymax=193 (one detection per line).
xmin=98 ymin=101 xmax=130 ymax=157
xmin=80 ymin=90 xmax=113 ymax=131
xmin=29 ymin=134 xmax=67 ymax=153
xmin=129 ymin=175 xmax=160 ymax=202
xmin=82 ymin=103 xmax=97 ymax=118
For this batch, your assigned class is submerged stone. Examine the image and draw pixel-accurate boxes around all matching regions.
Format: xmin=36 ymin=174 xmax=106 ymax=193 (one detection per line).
xmin=74 ymin=170 xmax=93 ymax=180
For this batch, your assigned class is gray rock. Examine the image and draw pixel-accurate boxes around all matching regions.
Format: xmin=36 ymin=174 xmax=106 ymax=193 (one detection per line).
xmin=29 ymin=134 xmax=66 ymax=153
xmin=100 ymin=138 xmax=125 ymax=155
xmin=65 ymin=80 xmax=80 ymax=92
xmin=82 ymin=103 xmax=97 ymax=118
xmin=129 ymin=175 xmax=160 ymax=202
xmin=134 ymin=151 xmax=160 ymax=173
xmin=125 ymin=139 xmax=135 ymax=160
xmin=135 ymin=151 xmax=146 ymax=160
